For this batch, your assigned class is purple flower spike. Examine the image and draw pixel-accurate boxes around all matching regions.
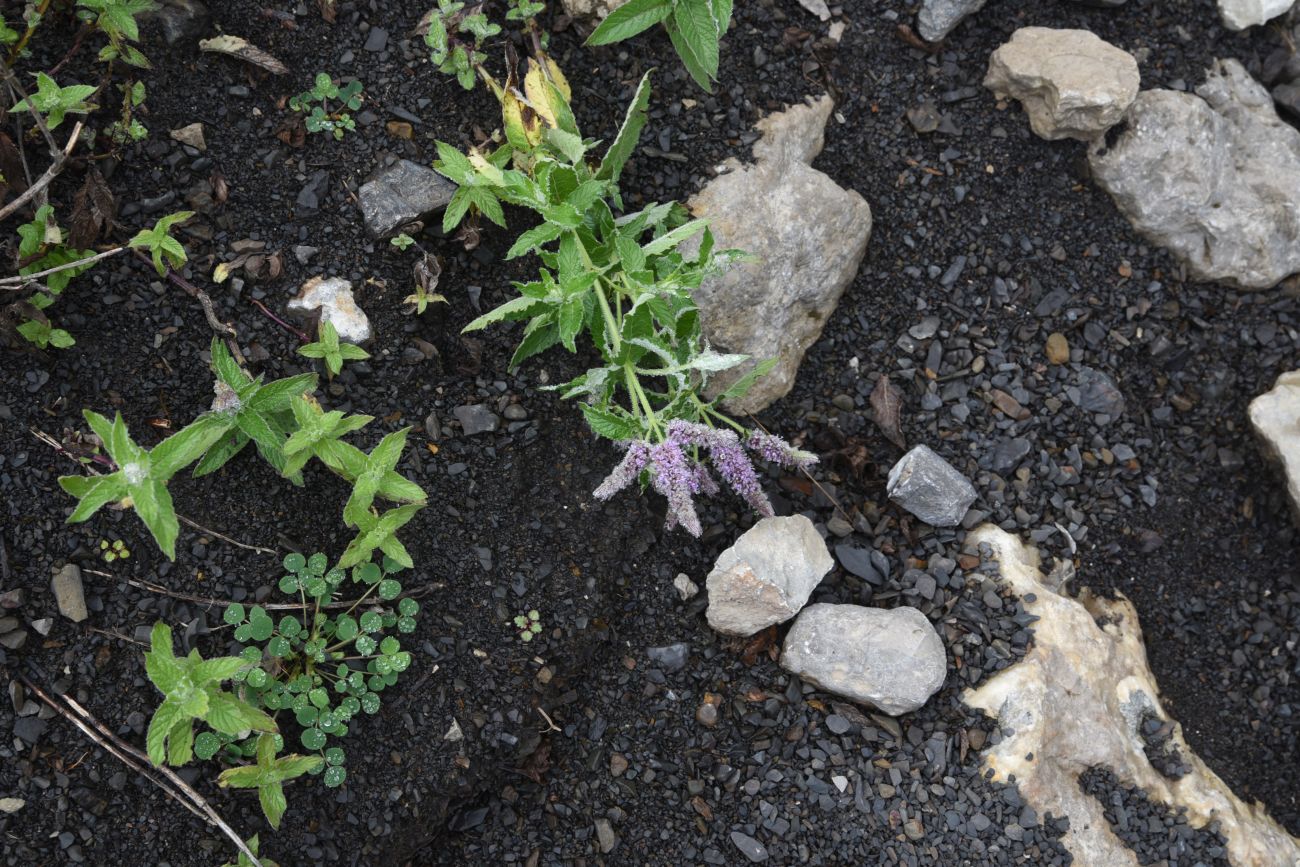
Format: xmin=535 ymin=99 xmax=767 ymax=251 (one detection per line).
xmin=747 ymin=430 xmax=818 ymax=471
xmin=593 ymin=440 xmax=651 ymax=500
xmin=665 ymin=420 xmax=774 ymax=518
xmin=694 ymin=463 xmax=720 ymax=497
xmin=649 ymin=440 xmax=702 ymax=537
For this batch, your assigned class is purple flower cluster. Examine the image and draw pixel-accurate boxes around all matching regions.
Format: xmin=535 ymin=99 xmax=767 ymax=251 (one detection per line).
xmin=592 ymin=420 xmax=819 ymax=538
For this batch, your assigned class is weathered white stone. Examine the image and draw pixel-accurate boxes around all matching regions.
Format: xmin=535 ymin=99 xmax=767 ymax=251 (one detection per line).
xmin=1248 ymin=370 xmax=1300 ymax=526
xmin=781 ymin=603 xmax=946 ymax=715
xmin=705 ymin=515 xmax=833 ymax=636
xmin=168 ymin=122 xmax=206 ymax=151
xmin=559 ymin=0 xmax=627 ymax=19
xmin=887 ymin=444 xmax=977 ymax=527
xmin=288 ymin=276 xmax=371 ymax=344
xmin=51 ymin=564 xmax=87 ymax=623
xmin=689 ymin=96 xmax=872 ymax=413
xmin=917 ymin=0 xmax=986 ymax=41
xmin=984 ymin=27 xmax=1139 ymax=141
xmin=1218 ymin=0 xmax=1294 ymax=30
xmin=963 ymin=525 xmax=1300 ymax=867
xmin=1089 ymin=60 xmax=1300 ymax=290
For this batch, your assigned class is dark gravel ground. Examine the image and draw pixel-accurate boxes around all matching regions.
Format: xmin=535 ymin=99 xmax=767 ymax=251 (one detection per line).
xmin=1 ymin=0 xmax=1297 ymax=865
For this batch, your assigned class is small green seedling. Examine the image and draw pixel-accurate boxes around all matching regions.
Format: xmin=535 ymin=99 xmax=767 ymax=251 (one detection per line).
xmin=8 ymin=72 xmax=97 ymax=129
xmin=298 ymin=320 xmax=369 ymax=378
xmin=217 ymin=734 xmax=323 ymax=830
xmin=506 ymin=0 xmax=546 ymax=21
xmin=100 ymin=538 xmax=130 ymax=562
xmin=143 ymin=622 xmax=277 ymax=767
xmin=12 ymin=205 xmax=94 ymax=349
xmin=403 ymin=284 xmax=446 ymax=316
xmin=221 ymin=835 xmax=278 ymax=867
xmin=587 ymin=0 xmax=733 ymax=92
xmin=424 ymin=0 xmax=500 ymax=90
xmin=129 ymin=210 xmax=194 ymax=276
xmin=513 ymin=609 xmax=541 ymax=642
xmin=106 ymin=79 xmax=148 ymax=144
xmin=289 ymin=73 xmax=363 ymax=140
xmin=389 ymin=233 xmax=415 ymax=251
xmin=76 ymin=0 xmax=156 ymax=68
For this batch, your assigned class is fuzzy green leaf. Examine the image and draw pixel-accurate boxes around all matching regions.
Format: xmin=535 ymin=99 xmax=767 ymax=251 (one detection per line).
xmin=597 ymin=71 xmax=653 ymax=183
xmin=586 ymin=0 xmax=673 ymax=45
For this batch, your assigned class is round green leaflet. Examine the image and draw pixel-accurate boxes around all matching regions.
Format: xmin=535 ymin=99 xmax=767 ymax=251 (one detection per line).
xmin=301 ymin=727 xmax=327 ymax=750
xmin=398 ymin=597 xmax=419 ymax=617
xmin=391 ymin=651 xmax=412 ymax=673
xmin=278 ymin=574 xmax=299 ymax=594
xmin=194 ymin=732 xmax=221 ymax=760
xmin=296 ymin=706 xmax=319 ymax=726
xmin=309 ymin=688 xmax=330 ymax=709
xmin=381 ymin=556 xmax=402 ymax=574
xmin=324 ymin=766 xmax=347 ymax=788
xmin=360 ymin=692 xmax=380 ymax=714
xmin=334 ymin=615 xmax=358 ymax=641
xmin=377 ymin=579 xmax=401 ymax=601
xmin=246 ymin=668 xmax=269 ymax=688
xmin=374 ymin=656 xmax=392 ymax=676
xmin=341 ymin=696 xmax=361 ymax=716
xmin=308 ymin=552 xmax=327 ymax=574
xmin=359 ymin=611 xmax=382 ymax=633
xmin=355 ymin=635 xmax=377 ymax=656
xmin=223 ymin=603 xmax=245 ymax=625
xmin=305 ymin=576 xmax=328 ymax=598
xmin=325 ymin=567 xmax=345 ymax=586
xmin=380 ymin=636 xmax=400 ymax=656
xmin=266 ymin=637 xmax=290 ymax=658
xmin=240 ymin=646 xmax=262 ymax=663
xmin=398 ymin=615 xmax=416 ymax=633
xmin=354 ymin=562 xmax=381 ymax=585
xmin=284 ymin=552 xmax=306 ymax=572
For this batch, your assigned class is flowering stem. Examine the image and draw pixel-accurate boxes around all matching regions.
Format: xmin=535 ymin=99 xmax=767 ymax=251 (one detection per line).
xmin=624 ymin=365 xmax=661 ymax=439
xmin=696 ymin=396 xmax=746 ymax=435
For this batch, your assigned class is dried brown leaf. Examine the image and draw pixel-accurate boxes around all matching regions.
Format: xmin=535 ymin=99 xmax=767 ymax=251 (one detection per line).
xmin=199 ymin=35 xmax=289 ymax=75
xmin=210 ymin=170 xmax=229 ymax=206
xmin=68 ymin=168 xmax=116 ymax=250
xmin=869 ymin=374 xmax=906 ymax=448
xmin=413 ymin=252 xmax=441 ymax=294
xmin=316 ymin=0 xmax=337 ymax=23
xmin=0 ymin=132 xmax=26 ymax=206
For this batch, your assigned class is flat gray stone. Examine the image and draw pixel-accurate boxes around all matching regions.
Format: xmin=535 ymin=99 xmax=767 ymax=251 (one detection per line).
xmin=917 ymin=0 xmax=987 ymax=41
xmin=358 ymin=159 xmax=458 ymax=239
xmin=780 ymin=603 xmax=946 ymax=715
xmin=453 ymin=404 xmax=499 ymax=436
xmin=51 ymin=563 xmax=87 ymax=623
xmin=706 ymin=515 xmax=833 ymax=637
xmin=887 ymin=445 xmax=977 ymax=527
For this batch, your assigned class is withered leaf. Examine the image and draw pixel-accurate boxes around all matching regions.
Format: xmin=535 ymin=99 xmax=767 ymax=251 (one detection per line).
xmin=0 ymin=132 xmax=26 ymax=205
xmin=316 ymin=0 xmax=337 ymax=22
xmin=414 ymin=252 xmax=441 ymax=294
xmin=68 ymin=168 xmax=116 ymax=250
xmin=869 ymin=373 xmax=906 ymax=448
xmin=516 ymin=738 xmax=551 ymax=785
xmin=275 ymin=114 xmax=306 ymax=148
xmin=199 ymin=35 xmax=289 ymax=75
xmin=210 ymin=170 xmax=229 ymax=205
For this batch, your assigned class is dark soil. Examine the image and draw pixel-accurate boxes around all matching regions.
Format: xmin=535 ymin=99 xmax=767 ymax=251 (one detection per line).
xmin=1 ymin=0 xmax=1297 ymax=865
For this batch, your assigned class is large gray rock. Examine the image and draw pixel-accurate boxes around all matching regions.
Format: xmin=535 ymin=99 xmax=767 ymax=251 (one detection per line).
xmin=887 ymin=445 xmax=977 ymax=527
xmin=984 ymin=27 xmax=1139 ymax=141
xmin=964 ymin=525 xmax=1300 ymax=867
xmin=1089 ymin=59 xmax=1300 ymax=290
xmin=1249 ymin=371 xmax=1300 ymax=527
xmin=689 ymin=96 xmax=872 ymax=413
xmin=358 ymin=159 xmax=457 ymax=239
xmin=705 ymin=515 xmax=833 ymax=637
xmin=1218 ymin=0 xmax=1294 ymax=30
xmin=780 ymin=603 xmax=946 ymax=715
xmin=51 ymin=564 xmax=87 ymax=623
xmin=288 ymin=276 xmax=371 ymax=343
xmin=917 ymin=0 xmax=987 ymax=41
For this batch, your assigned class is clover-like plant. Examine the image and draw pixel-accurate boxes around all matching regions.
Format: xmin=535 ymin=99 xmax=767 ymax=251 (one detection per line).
xmin=129 ymin=210 xmax=195 ymax=276
xmin=289 ymin=73 xmax=363 ymax=140
xmin=587 ymin=0 xmax=732 ymax=92
xmin=143 ymin=622 xmax=277 ymax=767
xmin=513 ymin=609 xmax=541 ymax=642
xmin=100 ymin=538 xmax=130 ymax=562
xmin=59 ymin=410 xmax=231 ymax=558
xmin=434 ymin=54 xmax=815 ymax=536
xmin=297 ymin=320 xmax=369 ymax=378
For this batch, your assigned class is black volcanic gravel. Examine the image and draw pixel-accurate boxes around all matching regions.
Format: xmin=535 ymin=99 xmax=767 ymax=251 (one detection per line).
xmin=1 ymin=0 xmax=1298 ymax=864
xmin=1079 ymin=767 xmax=1231 ymax=866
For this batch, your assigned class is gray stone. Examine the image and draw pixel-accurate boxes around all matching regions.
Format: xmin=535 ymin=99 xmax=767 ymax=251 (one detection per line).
xmin=594 ymin=818 xmax=616 ymax=853
xmin=1249 ymin=371 xmax=1300 ymax=527
xmin=293 ymin=245 xmax=319 ymax=265
xmin=1073 ymin=367 xmax=1126 ymax=417
xmin=296 ymin=169 xmax=329 ymax=215
xmin=1089 ymin=59 xmax=1300 ymax=289
xmin=559 ymin=0 xmax=628 ymax=18
xmin=453 ymin=404 xmax=499 ymax=436
xmin=363 ymin=26 xmax=388 ymax=52
xmin=917 ymin=0 xmax=987 ymax=41
xmin=705 ymin=515 xmax=834 ymax=637
xmin=984 ymin=27 xmax=1139 ymax=141
xmin=1218 ymin=0 xmax=1294 ymax=30
xmin=51 ymin=564 xmax=87 ymax=623
xmin=886 ymin=445 xmax=977 ymax=527
xmin=673 ymin=573 xmax=699 ymax=601
xmin=688 ymin=96 xmax=872 ymax=413
xmin=646 ymin=643 xmax=689 ymax=673
xmin=991 ymin=437 xmax=1032 ymax=475
xmin=780 ymin=604 xmax=947 ymax=715
xmin=145 ymin=0 xmax=210 ymax=45
xmin=288 ymin=277 xmax=371 ymax=343
xmin=358 ymin=159 xmax=458 ymax=239
xmin=0 ymin=629 xmax=27 ymax=649
xmin=730 ymin=831 xmax=769 ymax=863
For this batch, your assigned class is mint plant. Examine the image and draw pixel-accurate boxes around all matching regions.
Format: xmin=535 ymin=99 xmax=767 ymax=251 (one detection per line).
xmin=59 ymin=410 xmax=231 ymax=558
xmin=106 ymin=79 xmax=148 ymax=144
xmin=434 ymin=54 xmax=815 ymax=535
xmin=297 ymin=320 xmax=369 ymax=378
xmin=221 ymin=835 xmax=277 ymax=867
xmin=587 ymin=0 xmax=732 ymax=92
xmin=289 ymin=73 xmax=363 ymax=140
xmin=143 ymin=622 xmax=277 ymax=767
xmin=76 ymin=0 xmax=157 ymax=68
xmin=217 ymin=734 xmax=323 ymax=830
xmin=129 ymin=210 xmax=194 ymax=276
xmin=12 ymin=205 xmax=94 ymax=349
xmin=424 ymin=0 xmax=502 ymax=90
xmin=8 ymin=72 xmax=97 ymax=129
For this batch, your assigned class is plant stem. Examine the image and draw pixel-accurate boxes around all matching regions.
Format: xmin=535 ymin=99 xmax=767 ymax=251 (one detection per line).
xmin=5 ymin=0 xmax=53 ymax=67
xmin=0 ymin=246 xmax=126 ymax=288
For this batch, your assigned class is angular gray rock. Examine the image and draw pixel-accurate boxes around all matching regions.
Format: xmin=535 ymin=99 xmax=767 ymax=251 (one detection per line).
xmin=1249 ymin=371 xmax=1300 ymax=527
xmin=288 ymin=277 xmax=371 ymax=343
xmin=984 ymin=27 xmax=1139 ymax=141
xmin=887 ymin=444 xmax=977 ymax=527
xmin=358 ymin=159 xmax=458 ymax=239
xmin=1089 ymin=59 xmax=1300 ymax=289
xmin=453 ymin=404 xmax=499 ymax=436
xmin=780 ymin=603 xmax=946 ymax=715
xmin=689 ymin=96 xmax=872 ymax=413
xmin=51 ymin=564 xmax=87 ymax=623
xmin=705 ymin=515 xmax=833 ymax=637
xmin=1218 ymin=0 xmax=1294 ymax=30
xmin=917 ymin=0 xmax=987 ymax=41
